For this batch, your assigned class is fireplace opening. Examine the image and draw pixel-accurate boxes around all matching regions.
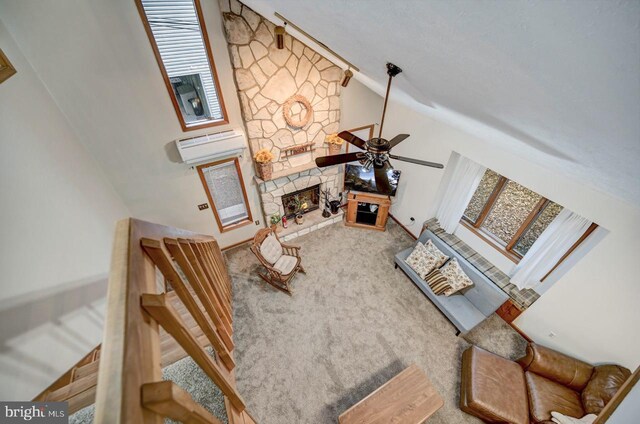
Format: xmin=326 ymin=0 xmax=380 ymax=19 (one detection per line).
xmin=281 ymin=184 xmax=321 ymax=219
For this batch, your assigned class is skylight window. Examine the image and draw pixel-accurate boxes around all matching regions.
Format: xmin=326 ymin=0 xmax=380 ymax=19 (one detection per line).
xmin=137 ymin=0 xmax=227 ymax=130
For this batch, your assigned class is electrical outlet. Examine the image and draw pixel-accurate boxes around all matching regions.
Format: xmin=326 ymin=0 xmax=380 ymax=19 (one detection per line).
xmin=255 ymin=220 xmax=260 ymax=225
xmin=197 ymin=203 xmax=209 ymax=211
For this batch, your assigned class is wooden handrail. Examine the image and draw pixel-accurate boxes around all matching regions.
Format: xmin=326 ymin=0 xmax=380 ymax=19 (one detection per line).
xmin=142 ymin=381 xmax=223 ymax=424
xmin=94 ymin=218 xmax=253 ymax=423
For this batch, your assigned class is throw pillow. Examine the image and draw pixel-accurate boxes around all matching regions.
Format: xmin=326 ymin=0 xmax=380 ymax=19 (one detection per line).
xmin=425 ymin=269 xmax=452 ymax=295
xmin=550 ymin=412 xmax=597 ymax=424
xmin=439 ymin=258 xmax=474 ymax=296
xmin=424 ymin=240 xmax=449 ymax=267
xmin=405 ymin=243 xmax=440 ymax=280
xmin=260 ymin=234 xmax=282 ymax=265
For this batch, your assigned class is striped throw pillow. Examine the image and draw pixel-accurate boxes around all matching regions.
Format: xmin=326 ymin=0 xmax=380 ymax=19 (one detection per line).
xmin=425 ymin=269 xmax=452 ymax=296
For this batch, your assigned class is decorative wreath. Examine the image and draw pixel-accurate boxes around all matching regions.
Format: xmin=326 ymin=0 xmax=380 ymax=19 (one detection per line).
xmin=283 ymin=95 xmax=313 ymax=128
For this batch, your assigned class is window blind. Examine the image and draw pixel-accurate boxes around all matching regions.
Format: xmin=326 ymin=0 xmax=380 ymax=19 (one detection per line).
xmin=141 ymin=0 xmax=224 ymax=121
xmin=202 ymin=161 xmax=249 ymax=227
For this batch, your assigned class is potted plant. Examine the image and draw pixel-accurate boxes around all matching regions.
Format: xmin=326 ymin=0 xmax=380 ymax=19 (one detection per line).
xmin=270 ymin=213 xmax=282 ymax=230
xmin=254 ymin=148 xmax=274 ymax=180
xmin=325 ymin=133 xmax=344 ymax=155
xmin=294 ymin=199 xmax=307 ymax=225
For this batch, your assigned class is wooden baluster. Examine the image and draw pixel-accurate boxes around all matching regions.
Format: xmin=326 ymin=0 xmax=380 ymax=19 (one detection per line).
xmin=164 ymin=238 xmax=234 ymax=351
xmin=204 ymin=241 xmax=232 ymax=297
xmin=188 ymin=240 xmax=233 ymax=321
xmin=178 ymin=239 xmax=233 ymax=334
xmin=141 ymin=293 xmax=245 ymax=411
xmin=142 ymin=381 xmax=223 ymax=424
xmin=199 ymin=241 xmax=231 ymax=303
xmin=140 ymin=238 xmax=235 ymax=371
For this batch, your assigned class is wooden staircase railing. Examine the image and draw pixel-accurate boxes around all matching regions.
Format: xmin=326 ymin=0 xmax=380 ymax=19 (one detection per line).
xmin=92 ymin=218 xmax=255 ymax=424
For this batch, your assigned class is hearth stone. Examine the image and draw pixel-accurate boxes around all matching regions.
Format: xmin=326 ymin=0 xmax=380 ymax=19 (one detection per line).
xmin=277 ymin=209 xmax=344 ymax=242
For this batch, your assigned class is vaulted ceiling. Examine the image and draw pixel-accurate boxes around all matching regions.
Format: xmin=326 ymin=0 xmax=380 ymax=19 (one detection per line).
xmin=246 ymin=0 xmax=640 ymax=205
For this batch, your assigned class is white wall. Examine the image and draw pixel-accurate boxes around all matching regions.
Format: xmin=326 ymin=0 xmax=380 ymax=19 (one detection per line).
xmin=0 ymin=20 xmax=129 ymax=399
xmin=382 ymin=99 xmax=640 ymax=370
xmin=341 ymin=78 xmax=384 ymax=134
xmin=0 ymin=0 xmax=263 ymax=248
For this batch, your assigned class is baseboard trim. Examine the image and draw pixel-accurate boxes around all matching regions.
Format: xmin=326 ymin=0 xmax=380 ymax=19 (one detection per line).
xmin=221 ymin=237 xmax=253 ymax=251
xmin=388 ymin=214 xmax=418 ymax=240
xmin=506 ymin=321 xmax=533 ymax=342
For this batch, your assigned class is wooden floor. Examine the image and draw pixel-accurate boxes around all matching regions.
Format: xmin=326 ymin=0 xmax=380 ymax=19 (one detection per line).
xmin=35 ymin=290 xmax=212 ymax=415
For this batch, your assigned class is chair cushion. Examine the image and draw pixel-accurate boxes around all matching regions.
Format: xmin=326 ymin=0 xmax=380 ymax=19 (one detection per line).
xmin=581 ymin=364 xmax=631 ymax=414
xmin=260 ymin=234 xmax=282 ymax=265
xmin=525 ymin=372 xmax=585 ymax=423
xmin=460 ymin=346 xmax=529 ymax=424
xmin=273 ymin=255 xmax=298 ymax=275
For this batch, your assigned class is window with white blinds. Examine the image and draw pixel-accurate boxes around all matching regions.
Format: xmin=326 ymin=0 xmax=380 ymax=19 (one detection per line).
xmin=197 ymin=158 xmax=252 ymax=232
xmin=138 ymin=0 xmax=227 ymax=130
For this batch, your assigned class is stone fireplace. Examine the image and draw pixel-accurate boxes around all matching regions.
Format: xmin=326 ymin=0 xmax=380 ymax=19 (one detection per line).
xmin=257 ymin=165 xmax=343 ymax=240
xmin=220 ymin=0 xmax=346 ymax=240
xmin=282 ymin=184 xmax=320 ymax=219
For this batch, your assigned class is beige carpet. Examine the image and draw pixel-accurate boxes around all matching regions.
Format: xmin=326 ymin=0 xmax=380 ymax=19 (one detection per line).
xmin=225 ymin=220 xmax=527 ymax=424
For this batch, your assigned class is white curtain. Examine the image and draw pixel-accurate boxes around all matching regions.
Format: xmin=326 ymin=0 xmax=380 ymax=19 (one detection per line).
xmin=510 ymin=208 xmax=592 ymax=290
xmin=435 ymin=154 xmax=486 ymax=233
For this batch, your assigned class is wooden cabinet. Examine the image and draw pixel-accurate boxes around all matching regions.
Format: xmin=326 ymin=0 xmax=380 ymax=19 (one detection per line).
xmin=496 ymin=299 xmax=523 ymax=323
xmin=345 ymin=192 xmax=390 ymax=231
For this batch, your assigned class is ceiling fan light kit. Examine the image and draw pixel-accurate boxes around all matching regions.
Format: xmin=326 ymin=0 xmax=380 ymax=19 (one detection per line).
xmin=315 ymin=62 xmax=445 ymax=195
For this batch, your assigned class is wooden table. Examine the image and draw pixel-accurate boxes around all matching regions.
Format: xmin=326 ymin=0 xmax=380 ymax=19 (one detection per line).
xmin=338 ymin=364 xmax=444 ymax=424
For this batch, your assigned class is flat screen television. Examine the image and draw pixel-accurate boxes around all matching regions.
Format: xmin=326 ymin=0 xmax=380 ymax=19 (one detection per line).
xmin=344 ymin=164 xmax=401 ymax=196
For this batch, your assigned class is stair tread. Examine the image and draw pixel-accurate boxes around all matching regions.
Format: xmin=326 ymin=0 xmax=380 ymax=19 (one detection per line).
xmin=72 ymin=359 xmax=99 ymax=381
xmin=47 ymin=372 xmax=98 ymax=402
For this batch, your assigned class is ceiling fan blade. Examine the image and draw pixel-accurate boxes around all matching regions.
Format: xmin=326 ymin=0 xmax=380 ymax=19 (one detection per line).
xmin=315 ymin=152 xmax=364 ymax=167
xmin=374 ymin=161 xmax=393 ymax=195
xmin=338 ymin=131 xmax=367 ymax=149
xmin=389 ymin=154 xmax=444 ymax=169
xmin=388 ymin=134 xmax=410 ymax=148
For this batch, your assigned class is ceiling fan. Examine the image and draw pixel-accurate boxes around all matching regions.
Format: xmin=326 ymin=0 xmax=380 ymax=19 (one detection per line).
xmin=315 ymin=62 xmax=444 ymax=194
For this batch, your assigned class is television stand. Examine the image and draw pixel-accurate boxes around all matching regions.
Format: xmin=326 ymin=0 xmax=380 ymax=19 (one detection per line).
xmin=345 ymin=192 xmax=391 ymax=231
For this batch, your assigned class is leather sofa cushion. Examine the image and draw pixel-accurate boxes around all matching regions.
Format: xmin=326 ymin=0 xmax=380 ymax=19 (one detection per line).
xmin=581 ymin=364 xmax=631 ymax=414
xmin=461 ymin=346 xmax=529 ymax=424
xmin=518 ymin=343 xmax=593 ymax=391
xmin=525 ymin=372 xmax=585 ymax=422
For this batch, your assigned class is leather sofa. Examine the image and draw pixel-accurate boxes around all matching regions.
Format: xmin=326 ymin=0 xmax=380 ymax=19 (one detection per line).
xmin=460 ymin=343 xmax=630 ymax=423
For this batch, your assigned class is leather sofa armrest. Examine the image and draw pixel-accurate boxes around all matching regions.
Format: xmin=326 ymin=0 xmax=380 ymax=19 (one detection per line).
xmin=517 ymin=343 xmax=594 ymax=391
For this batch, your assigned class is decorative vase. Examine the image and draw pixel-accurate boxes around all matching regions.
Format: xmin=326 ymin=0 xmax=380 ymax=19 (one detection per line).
xmin=328 ymin=143 xmax=341 ymax=155
xmin=295 ymin=214 xmax=304 ymax=225
xmin=257 ymin=161 xmax=273 ymax=180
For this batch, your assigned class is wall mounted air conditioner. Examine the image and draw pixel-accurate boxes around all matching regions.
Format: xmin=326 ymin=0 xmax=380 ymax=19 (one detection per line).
xmin=175 ymin=129 xmax=246 ymax=164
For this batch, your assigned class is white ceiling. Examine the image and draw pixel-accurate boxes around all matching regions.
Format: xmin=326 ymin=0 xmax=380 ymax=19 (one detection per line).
xmin=246 ymin=0 xmax=640 ymax=205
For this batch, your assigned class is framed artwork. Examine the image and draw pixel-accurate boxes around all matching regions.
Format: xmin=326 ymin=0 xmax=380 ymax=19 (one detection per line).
xmin=0 ymin=49 xmax=17 ymax=84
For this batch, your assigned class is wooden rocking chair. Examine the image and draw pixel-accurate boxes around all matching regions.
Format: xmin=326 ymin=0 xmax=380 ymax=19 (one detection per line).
xmin=250 ymin=227 xmax=305 ymax=295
